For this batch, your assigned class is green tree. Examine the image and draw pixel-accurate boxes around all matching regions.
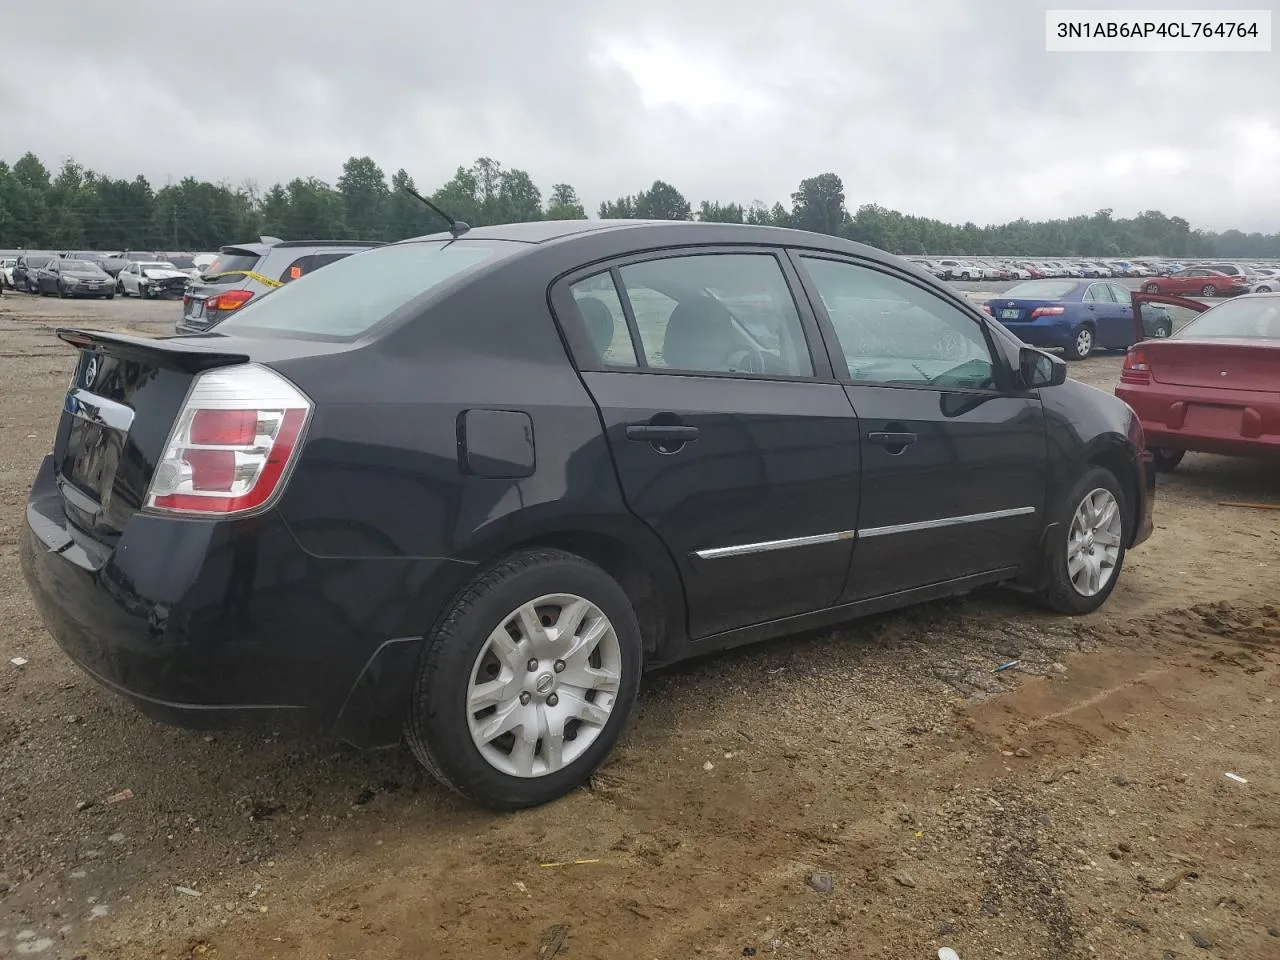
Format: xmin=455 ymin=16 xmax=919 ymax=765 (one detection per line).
xmin=696 ymin=200 xmax=744 ymax=223
xmin=790 ymin=173 xmax=846 ymax=235
xmin=497 ymin=168 xmax=542 ymax=223
xmin=545 ymin=183 xmax=587 ymax=219
xmin=337 ymin=155 xmax=390 ymax=240
xmin=599 ymin=196 xmax=637 ymax=219
xmin=634 ymin=180 xmax=691 ymax=220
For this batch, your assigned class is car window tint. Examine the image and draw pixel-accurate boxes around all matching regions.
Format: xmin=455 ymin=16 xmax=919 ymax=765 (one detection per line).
xmin=205 ymin=250 xmax=263 ymax=285
xmin=569 ymin=273 xmax=639 ymax=367
xmin=615 ymin=254 xmax=812 ymax=377
xmin=215 ymin=240 xmax=520 ymax=340
xmin=278 ymin=252 xmax=352 ymax=283
xmin=1109 ymin=284 xmax=1131 ymax=304
xmin=1087 ymin=284 xmax=1115 ymax=303
xmin=800 ymin=257 xmax=996 ymax=390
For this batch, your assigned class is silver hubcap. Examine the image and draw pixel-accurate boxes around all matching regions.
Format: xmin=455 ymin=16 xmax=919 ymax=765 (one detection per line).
xmin=1067 ymin=488 xmax=1122 ymax=597
xmin=1153 ymin=325 xmax=1169 ymax=338
xmin=1076 ymin=329 xmax=1092 ymax=355
xmin=466 ymin=593 xmax=622 ymax=778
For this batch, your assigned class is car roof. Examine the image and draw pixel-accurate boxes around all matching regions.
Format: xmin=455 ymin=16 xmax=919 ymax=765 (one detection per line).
xmin=401 ymin=219 xmax=912 ymax=264
xmin=220 ymin=239 xmax=383 ymax=257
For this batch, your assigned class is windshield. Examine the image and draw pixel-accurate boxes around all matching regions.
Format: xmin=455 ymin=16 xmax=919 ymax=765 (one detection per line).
xmin=26 ymin=256 xmax=53 ymax=268
xmin=165 ymin=255 xmax=196 ymax=269
xmin=62 ymin=260 xmax=101 ymax=272
xmin=1175 ymin=297 xmax=1280 ymax=340
xmin=215 ymin=240 xmax=523 ymax=340
xmin=1003 ymin=279 xmax=1078 ymax=299
xmin=139 ymin=262 xmax=177 ymax=271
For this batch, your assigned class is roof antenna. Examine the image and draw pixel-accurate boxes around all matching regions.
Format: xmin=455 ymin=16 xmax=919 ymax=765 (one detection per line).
xmin=401 ymin=185 xmax=470 ymax=238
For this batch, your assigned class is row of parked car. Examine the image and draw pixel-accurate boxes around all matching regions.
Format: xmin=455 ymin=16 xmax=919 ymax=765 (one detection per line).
xmin=0 ymin=250 xmax=211 ymax=298
xmin=909 ymin=256 xmax=1280 ymax=286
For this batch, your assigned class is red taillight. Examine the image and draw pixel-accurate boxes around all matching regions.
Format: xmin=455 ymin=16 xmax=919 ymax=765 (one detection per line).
xmin=190 ymin=409 xmax=258 ymax=445
xmin=980 ymin=303 xmax=993 ymax=316
xmin=1121 ymin=347 xmax=1151 ymax=385
xmin=145 ymin=365 xmax=311 ymax=516
xmin=1030 ymin=306 xmax=1065 ymax=318
xmin=206 ymin=288 xmax=254 ymax=312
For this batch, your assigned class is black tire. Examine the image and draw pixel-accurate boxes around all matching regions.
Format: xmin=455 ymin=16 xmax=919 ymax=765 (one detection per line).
xmin=1144 ymin=281 xmax=1160 ymax=294
xmin=1151 ymin=320 xmax=1172 ymax=338
xmin=1038 ymin=465 xmax=1130 ymax=615
xmin=405 ymin=548 xmax=643 ymax=809
xmin=1201 ymin=284 xmax=1217 ymax=297
xmin=1151 ymin=447 xmax=1184 ymax=472
xmin=57 ymin=285 xmax=68 ymax=299
xmin=1256 ymin=285 xmax=1272 ymax=294
xmin=104 ymin=293 xmax=114 ymax=300
xmin=1064 ymin=324 xmax=1094 ymax=360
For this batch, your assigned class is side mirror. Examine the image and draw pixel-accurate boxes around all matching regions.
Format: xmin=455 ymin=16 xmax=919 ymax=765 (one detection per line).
xmin=1019 ymin=346 xmax=1067 ymax=389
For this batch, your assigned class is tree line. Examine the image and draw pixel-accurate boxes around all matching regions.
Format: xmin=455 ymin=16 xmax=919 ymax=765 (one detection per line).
xmin=1 ymin=152 xmax=1277 ymax=259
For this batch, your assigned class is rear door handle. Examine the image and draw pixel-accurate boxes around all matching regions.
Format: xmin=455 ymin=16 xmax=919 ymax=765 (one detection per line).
xmin=868 ymin=431 xmax=917 ymax=448
xmin=626 ymin=425 xmax=699 ymax=443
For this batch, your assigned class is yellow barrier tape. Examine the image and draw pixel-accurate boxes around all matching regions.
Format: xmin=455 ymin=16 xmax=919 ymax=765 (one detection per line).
xmin=202 ymin=269 xmax=285 ymax=288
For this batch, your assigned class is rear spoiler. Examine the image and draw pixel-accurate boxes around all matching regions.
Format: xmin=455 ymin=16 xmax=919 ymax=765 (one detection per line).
xmin=55 ymin=328 xmax=250 ymax=374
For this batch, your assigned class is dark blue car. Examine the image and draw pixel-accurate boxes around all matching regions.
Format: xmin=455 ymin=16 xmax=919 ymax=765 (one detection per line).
xmin=983 ymin=279 xmax=1172 ymax=360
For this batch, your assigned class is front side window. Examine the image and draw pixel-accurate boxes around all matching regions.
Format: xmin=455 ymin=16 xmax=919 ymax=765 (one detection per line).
xmin=614 ymin=253 xmax=812 ymax=377
xmin=800 ymin=257 xmax=996 ymax=390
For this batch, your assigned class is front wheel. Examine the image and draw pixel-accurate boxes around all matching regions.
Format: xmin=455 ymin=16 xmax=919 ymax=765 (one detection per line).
xmin=1151 ymin=447 xmax=1184 ymax=472
xmin=1150 ymin=319 xmax=1172 ymax=338
xmin=1255 ymin=284 xmax=1272 ymax=293
xmin=405 ymin=549 xmax=643 ymax=809
xmin=1038 ymin=466 xmax=1129 ymax=615
xmin=1064 ymin=325 xmax=1094 ymax=360
xmin=1201 ymin=284 xmax=1217 ymax=297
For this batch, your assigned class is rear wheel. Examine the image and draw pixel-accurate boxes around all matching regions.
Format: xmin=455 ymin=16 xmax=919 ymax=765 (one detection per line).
xmin=1143 ymin=281 xmax=1160 ymax=294
xmin=405 ymin=549 xmax=642 ymax=809
xmin=1201 ymin=284 xmax=1217 ymax=297
xmin=1151 ymin=319 xmax=1172 ymax=338
xmin=1151 ymin=447 xmax=1184 ymax=472
xmin=1064 ymin=325 xmax=1094 ymax=360
xmin=1256 ymin=284 xmax=1272 ymax=293
xmin=1038 ymin=466 xmax=1129 ymax=615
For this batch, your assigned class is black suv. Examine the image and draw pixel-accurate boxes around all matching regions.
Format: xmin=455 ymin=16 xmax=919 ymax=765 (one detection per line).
xmin=176 ymin=237 xmax=382 ymax=333
xmin=21 ymin=221 xmax=1154 ymax=809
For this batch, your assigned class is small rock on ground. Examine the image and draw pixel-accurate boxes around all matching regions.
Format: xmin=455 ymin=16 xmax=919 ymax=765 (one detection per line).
xmin=806 ymin=870 xmax=834 ymax=894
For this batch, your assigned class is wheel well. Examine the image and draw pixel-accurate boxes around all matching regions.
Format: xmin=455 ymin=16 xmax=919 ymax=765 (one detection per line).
xmin=512 ymin=530 xmax=671 ymax=664
xmin=1087 ymin=448 xmax=1139 ymax=541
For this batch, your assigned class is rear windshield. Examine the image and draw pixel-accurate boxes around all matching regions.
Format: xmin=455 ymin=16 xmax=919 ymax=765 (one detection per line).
xmin=1175 ymin=297 xmax=1280 ymax=340
xmin=215 ymin=240 xmax=523 ymax=340
xmin=204 ymin=250 xmax=263 ymax=284
xmin=1003 ymin=279 xmax=1078 ymax=299
xmin=166 ymin=255 xmax=196 ymax=269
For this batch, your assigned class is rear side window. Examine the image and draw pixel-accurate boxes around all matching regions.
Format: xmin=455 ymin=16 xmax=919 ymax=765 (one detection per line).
xmin=205 ymin=250 xmax=264 ymax=284
xmin=215 ymin=240 xmax=521 ymax=340
xmin=613 ymin=254 xmax=812 ymax=377
xmin=277 ymin=252 xmax=352 ymax=283
xmin=569 ymin=273 xmax=639 ymax=367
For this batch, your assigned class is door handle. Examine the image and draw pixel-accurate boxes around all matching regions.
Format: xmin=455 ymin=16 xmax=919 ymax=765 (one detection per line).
xmin=868 ymin=431 xmax=917 ymax=446
xmin=625 ymin=424 xmax=699 ymax=443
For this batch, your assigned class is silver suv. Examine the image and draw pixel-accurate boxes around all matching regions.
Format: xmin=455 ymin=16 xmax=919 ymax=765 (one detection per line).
xmin=176 ymin=237 xmax=382 ymax=333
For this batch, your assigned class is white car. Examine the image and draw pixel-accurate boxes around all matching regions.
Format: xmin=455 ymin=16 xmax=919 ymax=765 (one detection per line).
xmin=0 ymin=258 xmax=15 ymax=288
xmin=1249 ymin=269 xmax=1280 ymax=293
xmin=117 ymin=260 xmax=191 ymax=298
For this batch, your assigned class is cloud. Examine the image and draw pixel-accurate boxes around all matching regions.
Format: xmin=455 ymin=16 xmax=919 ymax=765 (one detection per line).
xmin=1 ymin=0 xmax=1275 ymax=230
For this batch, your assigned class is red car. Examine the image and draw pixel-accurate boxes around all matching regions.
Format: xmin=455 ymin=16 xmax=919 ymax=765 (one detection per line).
xmin=1142 ymin=268 xmax=1247 ymax=299
xmin=1116 ymin=292 xmax=1280 ymax=470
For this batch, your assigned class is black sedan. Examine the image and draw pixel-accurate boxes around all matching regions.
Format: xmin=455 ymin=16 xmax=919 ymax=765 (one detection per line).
xmin=20 ymin=221 xmax=1155 ymax=809
xmin=35 ymin=258 xmax=116 ymax=299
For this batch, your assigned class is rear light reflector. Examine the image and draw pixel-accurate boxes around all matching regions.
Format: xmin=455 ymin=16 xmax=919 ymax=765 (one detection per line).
xmin=1029 ymin=306 xmax=1065 ymax=318
xmin=1121 ymin=347 xmax=1151 ymax=385
xmin=206 ymin=288 xmax=254 ymax=312
xmin=145 ymin=364 xmax=311 ymax=516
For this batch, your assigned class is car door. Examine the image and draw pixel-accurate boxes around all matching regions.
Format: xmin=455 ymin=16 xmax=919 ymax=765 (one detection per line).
xmin=1105 ymin=282 xmax=1139 ymax=346
xmin=41 ymin=261 xmax=57 ymax=293
xmin=551 ymin=248 xmax=862 ymax=641
xmin=791 ymin=253 xmax=1047 ymax=603
xmin=1082 ymin=282 xmax=1127 ymax=349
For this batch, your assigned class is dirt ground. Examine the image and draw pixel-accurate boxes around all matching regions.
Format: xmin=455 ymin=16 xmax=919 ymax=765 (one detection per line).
xmin=1 ymin=293 xmax=1277 ymax=960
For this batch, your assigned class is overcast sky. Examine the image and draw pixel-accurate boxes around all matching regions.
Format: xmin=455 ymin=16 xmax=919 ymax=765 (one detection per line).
xmin=3 ymin=0 xmax=1277 ymax=231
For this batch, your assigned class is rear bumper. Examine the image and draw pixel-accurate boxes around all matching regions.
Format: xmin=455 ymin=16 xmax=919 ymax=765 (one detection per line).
xmin=1000 ymin=322 xmax=1073 ymax=349
xmin=19 ymin=455 xmax=472 ymax=747
xmin=1117 ymin=383 xmax=1280 ymax=458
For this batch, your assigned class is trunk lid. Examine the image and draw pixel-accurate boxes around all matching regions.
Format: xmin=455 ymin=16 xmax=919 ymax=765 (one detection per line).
xmin=1145 ymin=338 xmax=1280 ymax=391
xmin=52 ymin=330 xmax=252 ymax=540
xmin=988 ymin=298 xmax=1059 ymax=324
